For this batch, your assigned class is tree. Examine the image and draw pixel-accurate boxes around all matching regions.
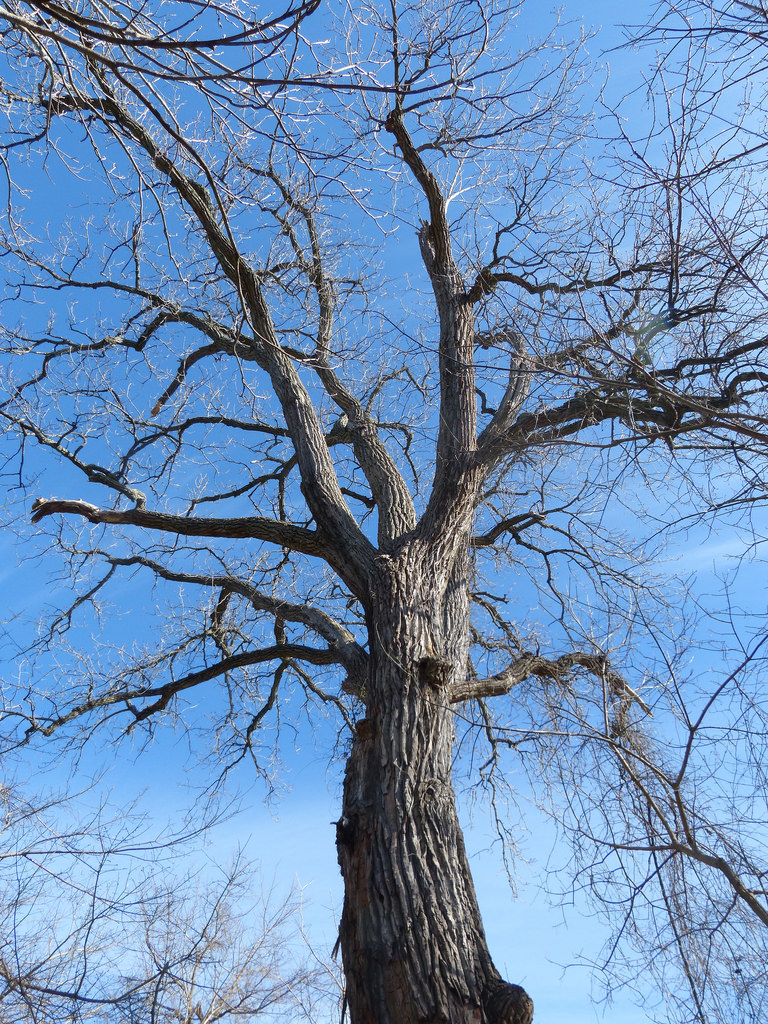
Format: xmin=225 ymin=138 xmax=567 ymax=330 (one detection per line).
xmin=1 ymin=1 xmax=768 ymax=1022
xmin=0 ymin=778 xmax=335 ymax=1023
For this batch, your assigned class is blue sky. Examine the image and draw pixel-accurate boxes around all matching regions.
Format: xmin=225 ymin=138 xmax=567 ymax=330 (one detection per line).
xmin=3 ymin=1 xmax=764 ymax=1022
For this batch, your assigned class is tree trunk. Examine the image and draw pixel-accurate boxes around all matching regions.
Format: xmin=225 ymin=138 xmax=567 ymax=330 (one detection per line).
xmin=336 ymin=547 xmax=533 ymax=1024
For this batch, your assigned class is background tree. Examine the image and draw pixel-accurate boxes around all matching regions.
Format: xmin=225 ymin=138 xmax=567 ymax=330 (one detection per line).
xmin=0 ymin=779 xmax=335 ymax=1023
xmin=1 ymin=1 xmax=768 ymax=1022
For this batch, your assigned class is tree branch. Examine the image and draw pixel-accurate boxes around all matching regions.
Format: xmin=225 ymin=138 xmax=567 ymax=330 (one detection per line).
xmin=102 ymin=554 xmax=370 ymax=682
xmin=42 ymin=67 xmax=376 ymax=596
xmin=450 ymin=651 xmax=653 ymax=718
xmin=24 ymin=644 xmax=346 ymax=740
xmin=30 ymin=498 xmax=327 ymax=558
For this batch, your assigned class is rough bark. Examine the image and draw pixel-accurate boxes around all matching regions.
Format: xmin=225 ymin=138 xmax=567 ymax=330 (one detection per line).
xmin=336 ymin=546 xmax=533 ymax=1024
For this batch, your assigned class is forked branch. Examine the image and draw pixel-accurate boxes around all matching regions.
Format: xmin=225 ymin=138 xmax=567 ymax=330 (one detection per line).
xmin=451 ymin=650 xmax=653 ymax=718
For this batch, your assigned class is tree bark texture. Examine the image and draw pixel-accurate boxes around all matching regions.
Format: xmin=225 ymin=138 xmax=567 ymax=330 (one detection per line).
xmin=337 ymin=547 xmax=533 ymax=1024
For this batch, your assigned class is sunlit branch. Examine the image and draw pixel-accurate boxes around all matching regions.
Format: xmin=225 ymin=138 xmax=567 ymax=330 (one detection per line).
xmin=450 ymin=650 xmax=653 ymax=719
xmin=30 ymin=497 xmax=326 ymax=557
xmin=32 ymin=58 xmax=376 ymax=592
xmin=102 ymin=553 xmax=370 ymax=679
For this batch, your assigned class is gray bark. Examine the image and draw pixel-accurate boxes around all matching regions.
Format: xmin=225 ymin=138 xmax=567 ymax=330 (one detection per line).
xmin=337 ymin=546 xmax=533 ymax=1024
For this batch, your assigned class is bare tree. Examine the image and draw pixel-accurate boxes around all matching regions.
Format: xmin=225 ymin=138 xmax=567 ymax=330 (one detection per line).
xmin=1 ymin=1 xmax=768 ymax=1022
xmin=0 ymin=779 xmax=336 ymax=1023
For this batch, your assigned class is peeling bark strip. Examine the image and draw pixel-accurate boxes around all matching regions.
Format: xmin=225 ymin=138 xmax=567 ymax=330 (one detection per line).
xmin=337 ymin=549 xmax=533 ymax=1024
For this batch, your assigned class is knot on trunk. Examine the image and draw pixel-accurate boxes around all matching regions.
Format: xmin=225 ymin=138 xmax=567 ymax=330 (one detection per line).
xmin=334 ymin=814 xmax=357 ymax=846
xmin=418 ymin=655 xmax=451 ymax=689
xmin=484 ymin=979 xmax=534 ymax=1024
